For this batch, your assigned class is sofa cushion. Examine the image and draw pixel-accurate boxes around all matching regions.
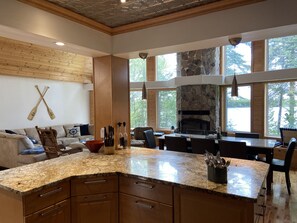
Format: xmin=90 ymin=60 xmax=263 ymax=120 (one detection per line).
xmin=66 ymin=127 xmax=81 ymax=138
xmin=79 ymin=135 xmax=94 ymax=142
xmin=12 ymin=129 xmax=27 ymax=136
xmin=58 ymin=137 xmax=79 ymax=146
xmin=25 ymin=128 xmax=40 ymax=142
xmin=89 ymin=124 xmax=94 ymax=135
xmin=6 ymin=134 xmax=35 ymax=150
xmin=17 ymin=153 xmax=47 ymax=165
xmin=51 ymin=125 xmax=66 ymax=138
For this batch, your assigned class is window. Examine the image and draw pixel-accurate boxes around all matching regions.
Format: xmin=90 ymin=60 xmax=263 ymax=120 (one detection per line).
xmin=129 ymin=58 xmax=146 ymax=82
xmin=266 ymin=81 xmax=297 ymax=137
xmin=130 ymin=91 xmax=147 ymax=128
xmin=157 ymin=90 xmax=176 ymax=129
xmin=156 ymin=53 xmax=177 ymax=81
xmin=224 ymin=42 xmax=251 ymax=76
xmin=225 ymin=86 xmax=251 ymax=132
xmin=267 ymin=35 xmax=297 ymax=71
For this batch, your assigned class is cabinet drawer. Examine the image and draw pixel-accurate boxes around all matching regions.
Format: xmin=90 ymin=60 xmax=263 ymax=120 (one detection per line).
xmin=24 ymin=180 xmax=70 ymax=215
xmin=71 ymin=193 xmax=118 ymax=223
xmin=71 ymin=175 xmax=118 ymax=196
xmin=120 ymin=193 xmax=172 ymax=223
xmin=120 ymin=176 xmax=172 ymax=205
xmin=25 ymin=199 xmax=70 ymax=223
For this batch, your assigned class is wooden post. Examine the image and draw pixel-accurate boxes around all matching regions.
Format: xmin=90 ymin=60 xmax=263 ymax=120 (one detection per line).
xmin=93 ymin=56 xmax=130 ymax=145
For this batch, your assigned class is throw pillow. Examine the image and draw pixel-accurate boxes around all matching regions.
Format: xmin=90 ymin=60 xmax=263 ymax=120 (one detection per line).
xmin=66 ymin=127 xmax=81 ymax=138
xmin=79 ymin=124 xmax=90 ymax=136
xmin=28 ymin=136 xmax=38 ymax=144
xmin=20 ymin=146 xmax=45 ymax=155
xmin=21 ymin=136 xmax=35 ymax=149
xmin=5 ymin=130 xmax=17 ymax=134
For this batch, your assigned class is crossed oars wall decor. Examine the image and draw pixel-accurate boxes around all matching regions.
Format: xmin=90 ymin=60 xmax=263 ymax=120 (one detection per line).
xmin=27 ymin=85 xmax=56 ymax=120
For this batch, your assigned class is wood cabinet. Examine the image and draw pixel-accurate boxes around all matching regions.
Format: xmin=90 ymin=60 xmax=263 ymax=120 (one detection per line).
xmin=24 ymin=180 xmax=71 ymax=223
xmin=25 ymin=199 xmax=70 ymax=223
xmin=119 ymin=175 xmax=173 ymax=223
xmin=174 ymin=186 xmax=255 ymax=223
xmin=71 ymin=175 xmax=118 ymax=223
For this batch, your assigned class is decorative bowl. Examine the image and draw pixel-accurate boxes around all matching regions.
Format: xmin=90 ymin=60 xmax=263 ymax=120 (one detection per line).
xmin=85 ymin=140 xmax=104 ymax=153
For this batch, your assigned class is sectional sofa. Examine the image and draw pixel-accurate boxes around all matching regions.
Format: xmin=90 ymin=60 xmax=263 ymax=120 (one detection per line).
xmin=0 ymin=124 xmax=94 ymax=168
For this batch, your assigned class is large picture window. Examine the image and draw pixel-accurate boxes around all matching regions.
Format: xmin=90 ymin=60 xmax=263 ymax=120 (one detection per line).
xmin=266 ymin=81 xmax=297 ymax=137
xmin=129 ymin=58 xmax=146 ymax=82
xmin=225 ymin=86 xmax=251 ymax=132
xmin=224 ymin=42 xmax=251 ymax=76
xmin=156 ymin=53 xmax=177 ymax=81
xmin=157 ymin=90 xmax=176 ymax=129
xmin=267 ymin=35 xmax=297 ymax=71
xmin=130 ymin=91 xmax=147 ymax=128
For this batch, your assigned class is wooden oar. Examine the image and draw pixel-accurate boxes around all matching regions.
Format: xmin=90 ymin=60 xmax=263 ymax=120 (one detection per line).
xmin=35 ymin=85 xmax=56 ymax=120
xmin=27 ymin=87 xmax=49 ymax=120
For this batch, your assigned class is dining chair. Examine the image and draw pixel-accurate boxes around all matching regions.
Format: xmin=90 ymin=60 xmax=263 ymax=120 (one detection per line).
xmin=235 ymin=132 xmax=260 ymax=160
xmin=218 ymin=140 xmax=247 ymax=159
xmin=165 ymin=136 xmax=188 ymax=153
xmin=143 ymin=129 xmax=157 ymax=149
xmin=235 ymin=132 xmax=260 ymax=139
xmin=280 ymin=128 xmax=297 ymax=146
xmin=271 ymin=137 xmax=296 ymax=195
xmin=191 ymin=138 xmax=216 ymax=155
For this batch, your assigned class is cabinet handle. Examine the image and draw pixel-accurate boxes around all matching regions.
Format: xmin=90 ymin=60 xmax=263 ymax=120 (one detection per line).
xmin=84 ymin=179 xmax=107 ymax=184
xmin=83 ymin=195 xmax=107 ymax=201
xmin=39 ymin=187 xmax=62 ymax=198
xmin=135 ymin=181 xmax=155 ymax=189
xmin=40 ymin=206 xmax=63 ymax=217
xmin=135 ymin=200 xmax=154 ymax=209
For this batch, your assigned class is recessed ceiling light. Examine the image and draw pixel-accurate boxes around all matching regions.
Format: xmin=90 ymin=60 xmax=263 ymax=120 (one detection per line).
xmin=120 ymin=0 xmax=126 ymax=3
xmin=55 ymin=42 xmax=65 ymax=46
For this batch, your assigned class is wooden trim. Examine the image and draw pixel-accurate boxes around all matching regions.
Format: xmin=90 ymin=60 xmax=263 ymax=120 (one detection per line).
xmin=18 ymin=0 xmax=265 ymax=36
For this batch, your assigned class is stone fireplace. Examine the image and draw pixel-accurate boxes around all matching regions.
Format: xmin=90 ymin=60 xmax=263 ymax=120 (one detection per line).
xmin=176 ymin=48 xmax=220 ymax=133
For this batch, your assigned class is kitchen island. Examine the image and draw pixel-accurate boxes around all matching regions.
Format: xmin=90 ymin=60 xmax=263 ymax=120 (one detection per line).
xmin=0 ymin=147 xmax=269 ymax=223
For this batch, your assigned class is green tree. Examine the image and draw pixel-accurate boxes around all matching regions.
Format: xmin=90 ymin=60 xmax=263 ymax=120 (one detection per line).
xmin=157 ymin=54 xmax=177 ymax=81
xmin=130 ymin=91 xmax=147 ymax=128
xmin=129 ymin=58 xmax=146 ymax=82
xmin=267 ymin=35 xmax=297 ymax=136
xmin=158 ymin=91 xmax=177 ymax=128
xmin=225 ymin=42 xmax=251 ymax=75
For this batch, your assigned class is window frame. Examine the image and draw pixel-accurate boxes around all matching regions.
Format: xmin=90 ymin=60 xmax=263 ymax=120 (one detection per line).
xmin=129 ymin=90 xmax=148 ymax=129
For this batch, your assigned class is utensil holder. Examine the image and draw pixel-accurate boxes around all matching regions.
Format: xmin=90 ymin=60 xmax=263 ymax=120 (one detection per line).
xmin=104 ymin=145 xmax=115 ymax=155
xmin=207 ymin=165 xmax=227 ymax=184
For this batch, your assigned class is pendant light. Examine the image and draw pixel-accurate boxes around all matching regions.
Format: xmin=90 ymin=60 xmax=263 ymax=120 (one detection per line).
xmin=139 ymin=52 xmax=148 ymax=100
xmin=228 ymin=37 xmax=242 ymax=97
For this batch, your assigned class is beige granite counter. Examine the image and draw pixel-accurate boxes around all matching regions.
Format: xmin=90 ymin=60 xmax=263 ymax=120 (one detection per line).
xmin=0 ymin=147 xmax=269 ymax=201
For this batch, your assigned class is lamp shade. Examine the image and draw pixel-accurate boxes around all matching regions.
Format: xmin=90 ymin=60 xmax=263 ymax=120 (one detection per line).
xmin=142 ymin=82 xmax=147 ymax=100
xmin=231 ymin=74 xmax=238 ymax=97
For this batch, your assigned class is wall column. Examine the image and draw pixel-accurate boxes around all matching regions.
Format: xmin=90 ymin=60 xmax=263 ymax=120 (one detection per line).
xmin=251 ymin=40 xmax=265 ymax=137
xmin=146 ymin=56 xmax=157 ymax=129
xmin=93 ymin=56 xmax=130 ymax=144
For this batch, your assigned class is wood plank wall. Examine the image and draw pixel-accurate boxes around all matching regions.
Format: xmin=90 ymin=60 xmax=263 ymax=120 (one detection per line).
xmin=0 ymin=36 xmax=93 ymax=83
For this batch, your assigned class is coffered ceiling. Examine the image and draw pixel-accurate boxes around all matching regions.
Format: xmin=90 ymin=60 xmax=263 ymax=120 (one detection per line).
xmin=19 ymin=0 xmax=264 ymax=35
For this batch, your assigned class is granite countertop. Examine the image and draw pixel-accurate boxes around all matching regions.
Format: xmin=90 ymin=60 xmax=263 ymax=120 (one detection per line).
xmin=0 ymin=148 xmax=269 ymax=201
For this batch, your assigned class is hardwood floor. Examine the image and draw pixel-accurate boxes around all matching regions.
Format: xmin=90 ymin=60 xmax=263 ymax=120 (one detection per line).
xmin=265 ymin=171 xmax=297 ymax=223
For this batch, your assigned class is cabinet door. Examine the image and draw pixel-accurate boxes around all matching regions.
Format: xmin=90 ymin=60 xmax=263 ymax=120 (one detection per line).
xmin=120 ymin=193 xmax=172 ymax=223
xmin=72 ymin=193 xmax=118 ymax=223
xmin=25 ymin=199 xmax=70 ymax=223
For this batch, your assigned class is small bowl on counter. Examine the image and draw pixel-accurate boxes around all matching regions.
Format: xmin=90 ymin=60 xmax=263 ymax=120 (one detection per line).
xmin=85 ymin=140 xmax=104 ymax=153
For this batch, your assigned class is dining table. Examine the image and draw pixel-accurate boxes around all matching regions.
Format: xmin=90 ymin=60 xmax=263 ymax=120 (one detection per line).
xmin=158 ymin=133 xmax=277 ymax=193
